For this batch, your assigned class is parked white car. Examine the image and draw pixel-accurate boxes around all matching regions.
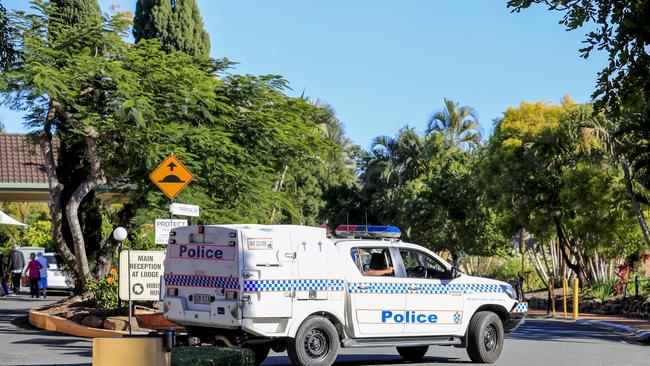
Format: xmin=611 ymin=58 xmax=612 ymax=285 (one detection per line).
xmin=43 ymin=252 xmax=74 ymax=291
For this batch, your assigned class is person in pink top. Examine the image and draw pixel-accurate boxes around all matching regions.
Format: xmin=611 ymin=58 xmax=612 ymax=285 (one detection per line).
xmin=24 ymin=253 xmax=43 ymax=298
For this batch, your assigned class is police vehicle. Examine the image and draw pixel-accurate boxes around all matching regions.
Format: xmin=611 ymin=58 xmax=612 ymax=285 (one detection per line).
xmin=162 ymin=224 xmax=526 ymax=365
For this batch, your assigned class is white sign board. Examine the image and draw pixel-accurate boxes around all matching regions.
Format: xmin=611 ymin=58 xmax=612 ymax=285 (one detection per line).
xmin=119 ymin=250 xmax=165 ymax=301
xmin=155 ymin=219 xmax=188 ymax=245
xmin=169 ymin=203 xmax=200 ymax=217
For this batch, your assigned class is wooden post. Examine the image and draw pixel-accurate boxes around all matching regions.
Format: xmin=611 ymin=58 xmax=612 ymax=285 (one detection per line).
xmin=563 ymin=277 xmax=568 ymax=318
xmin=550 ymin=277 xmax=556 ymax=317
xmin=573 ymin=278 xmax=579 ymax=319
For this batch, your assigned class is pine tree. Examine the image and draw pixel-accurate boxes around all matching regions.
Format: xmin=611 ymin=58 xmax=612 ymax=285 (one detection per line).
xmin=133 ymin=0 xmax=211 ymax=56
xmin=0 ymin=3 xmax=16 ymax=71
xmin=52 ymin=0 xmax=101 ymax=26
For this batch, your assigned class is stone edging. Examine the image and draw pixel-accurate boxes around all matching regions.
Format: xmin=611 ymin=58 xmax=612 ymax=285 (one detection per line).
xmin=29 ymin=309 xmax=129 ymax=338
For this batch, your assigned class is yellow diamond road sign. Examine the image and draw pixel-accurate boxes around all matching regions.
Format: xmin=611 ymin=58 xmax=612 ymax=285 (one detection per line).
xmin=149 ymin=154 xmax=193 ymax=199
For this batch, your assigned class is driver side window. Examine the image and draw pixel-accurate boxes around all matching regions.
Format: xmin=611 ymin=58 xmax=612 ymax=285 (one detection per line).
xmin=399 ymin=248 xmax=448 ymax=279
xmin=350 ymin=247 xmax=395 ymax=277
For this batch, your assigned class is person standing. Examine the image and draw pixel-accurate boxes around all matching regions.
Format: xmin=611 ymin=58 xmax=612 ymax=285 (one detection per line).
xmin=7 ymin=244 xmax=25 ymax=295
xmin=0 ymin=253 xmax=8 ymax=296
xmin=24 ymin=253 xmax=42 ymax=298
xmin=36 ymin=252 xmax=49 ymax=298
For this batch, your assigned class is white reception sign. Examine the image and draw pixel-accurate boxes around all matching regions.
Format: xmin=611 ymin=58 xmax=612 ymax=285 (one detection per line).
xmin=119 ymin=250 xmax=165 ymax=301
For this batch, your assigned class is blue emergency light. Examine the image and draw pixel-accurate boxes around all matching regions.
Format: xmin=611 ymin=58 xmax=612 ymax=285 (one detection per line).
xmin=335 ymin=225 xmax=401 ymax=239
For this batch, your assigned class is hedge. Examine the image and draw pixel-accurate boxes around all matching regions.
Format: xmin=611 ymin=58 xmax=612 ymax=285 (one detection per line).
xmin=172 ymin=346 xmax=255 ymax=366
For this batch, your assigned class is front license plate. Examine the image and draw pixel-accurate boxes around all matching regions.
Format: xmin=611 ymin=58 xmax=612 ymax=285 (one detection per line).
xmin=193 ymin=293 xmax=212 ymax=305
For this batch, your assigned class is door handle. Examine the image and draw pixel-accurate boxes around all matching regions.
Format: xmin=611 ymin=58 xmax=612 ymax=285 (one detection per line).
xmin=408 ymin=286 xmax=421 ymax=291
xmin=357 ymin=285 xmax=371 ymax=290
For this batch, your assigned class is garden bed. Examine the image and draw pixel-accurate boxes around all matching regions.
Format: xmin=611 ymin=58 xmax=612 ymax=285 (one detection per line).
xmin=36 ymin=295 xmax=172 ymax=332
xmin=526 ymin=288 xmax=650 ymax=318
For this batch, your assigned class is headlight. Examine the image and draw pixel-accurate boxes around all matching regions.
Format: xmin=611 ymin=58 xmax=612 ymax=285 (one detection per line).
xmin=501 ymin=284 xmax=516 ymax=299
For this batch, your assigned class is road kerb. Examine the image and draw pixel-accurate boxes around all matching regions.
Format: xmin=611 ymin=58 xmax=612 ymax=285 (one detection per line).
xmin=575 ymin=319 xmax=650 ymax=343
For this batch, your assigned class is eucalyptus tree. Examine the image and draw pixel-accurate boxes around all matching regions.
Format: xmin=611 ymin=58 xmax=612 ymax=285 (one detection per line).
xmin=483 ymin=98 xmax=643 ymax=284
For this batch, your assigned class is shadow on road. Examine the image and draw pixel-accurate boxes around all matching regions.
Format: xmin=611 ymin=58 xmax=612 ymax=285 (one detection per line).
xmin=263 ymin=353 xmax=470 ymax=365
xmin=507 ymin=319 xmax=625 ymax=344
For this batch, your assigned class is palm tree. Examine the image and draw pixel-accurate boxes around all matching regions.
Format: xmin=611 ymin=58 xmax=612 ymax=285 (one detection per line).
xmin=427 ymin=99 xmax=481 ymax=149
xmin=369 ymin=127 xmax=427 ymax=187
xmin=308 ymin=98 xmax=357 ymax=177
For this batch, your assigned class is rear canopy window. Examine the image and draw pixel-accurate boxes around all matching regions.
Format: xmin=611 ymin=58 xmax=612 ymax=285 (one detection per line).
xmin=350 ymin=247 xmax=395 ymax=277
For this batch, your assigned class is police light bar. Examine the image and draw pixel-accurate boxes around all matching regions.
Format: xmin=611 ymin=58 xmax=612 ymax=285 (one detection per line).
xmin=335 ymin=225 xmax=401 ymax=238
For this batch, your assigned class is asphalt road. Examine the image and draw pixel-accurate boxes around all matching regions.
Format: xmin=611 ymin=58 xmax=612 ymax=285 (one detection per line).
xmin=0 ymin=293 xmax=91 ymax=366
xmin=0 ymin=296 xmax=647 ymax=366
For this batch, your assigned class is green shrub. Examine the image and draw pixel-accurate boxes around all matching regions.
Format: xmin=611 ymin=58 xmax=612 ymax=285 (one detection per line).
xmin=582 ymin=279 xmax=617 ymax=301
xmin=86 ymin=269 xmax=119 ymax=309
xmin=488 ymin=257 xmax=544 ymax=291
xmin=172 ymin=347 xmax=255 ymax=366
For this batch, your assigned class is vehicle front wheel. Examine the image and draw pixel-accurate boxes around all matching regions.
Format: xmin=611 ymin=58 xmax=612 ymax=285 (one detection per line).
xmin=287 ymin=316 xmax=339 ymax=366
xmin=466 ymin=311 xmax=504 ymax=363
xmin=396 ymin=345 xmax=429 ymax=362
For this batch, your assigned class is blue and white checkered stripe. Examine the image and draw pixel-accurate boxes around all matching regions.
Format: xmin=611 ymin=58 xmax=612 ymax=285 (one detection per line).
xmin=512 ymin=302 xmax=528 ymax=313
xmin=164 ymin=274 xmax=239 ymax=289
xmin=243 ymin=279 xmax=344 ymax=292
xmin=348 ymin=282 xmax=505 ymax=294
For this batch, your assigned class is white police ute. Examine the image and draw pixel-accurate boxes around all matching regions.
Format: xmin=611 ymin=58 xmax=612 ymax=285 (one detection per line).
xmin=162 ymin=224 xmax=526 ymax=365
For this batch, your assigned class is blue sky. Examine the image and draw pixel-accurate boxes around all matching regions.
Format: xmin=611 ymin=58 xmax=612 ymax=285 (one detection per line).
xmin=0 ymin=0 xmax=606 ymax=148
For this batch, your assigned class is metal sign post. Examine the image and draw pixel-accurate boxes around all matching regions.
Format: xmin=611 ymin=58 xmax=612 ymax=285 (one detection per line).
xmin=127 ymin=242 xmax=132 ymax=335
xmin=112 ymin=227 xmax=129 ymax=333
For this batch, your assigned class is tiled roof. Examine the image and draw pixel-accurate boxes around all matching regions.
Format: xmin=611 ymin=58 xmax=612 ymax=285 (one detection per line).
xmin=0 ymin=134 xmax=48 ymax=185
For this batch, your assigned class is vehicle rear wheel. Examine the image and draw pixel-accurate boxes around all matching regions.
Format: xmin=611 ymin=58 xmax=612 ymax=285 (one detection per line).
xmin=396 ymin=345 xmax=429 ymax=362
xmin=245 ymin=344 xmax=271 ymax=366
xmin=287 ymin=316 xmax=339 ymax=366
xmin=466 ymin=311 xmax=504 ymax=363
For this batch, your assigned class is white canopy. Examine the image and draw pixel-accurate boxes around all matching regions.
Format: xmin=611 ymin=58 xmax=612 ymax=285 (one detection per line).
xmin=0 ymin=209 xmax=28 ymax=227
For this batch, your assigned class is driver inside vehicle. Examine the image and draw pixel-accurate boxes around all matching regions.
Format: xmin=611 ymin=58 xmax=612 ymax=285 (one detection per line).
xmin=354 ymin=248 xmax=394 ymax=277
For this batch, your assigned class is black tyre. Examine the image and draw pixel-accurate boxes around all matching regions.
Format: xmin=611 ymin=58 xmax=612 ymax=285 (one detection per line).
xmin=245 ymin=344 xmax=271 ymax=366
xmin=466 ymin=311 xmax=504 ymax=363
xmin=396 ymin=345 xmax=429 ymax=362
xmin=287 ymin=316 xmax=339 ymax=366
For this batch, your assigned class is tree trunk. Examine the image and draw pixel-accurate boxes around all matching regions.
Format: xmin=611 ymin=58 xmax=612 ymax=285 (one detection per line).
xmin=621 ymin=157 xmax=650 ymax=248
xmin=38 ymin=101 xmax=76 ymax=269
xmin=94 ymin=203 xmax=138 ymax=278
xmin=65 ymin=126 xmax=106 ymax=286
xmin=553 ymin=217 xmax=582 ymax=276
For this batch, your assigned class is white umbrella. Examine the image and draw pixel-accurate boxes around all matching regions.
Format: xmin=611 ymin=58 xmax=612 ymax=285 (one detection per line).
xmin=0 ymin=209 xmax=28 ymax=227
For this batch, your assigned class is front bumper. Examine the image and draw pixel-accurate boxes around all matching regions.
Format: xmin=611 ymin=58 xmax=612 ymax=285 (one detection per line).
xmin=504 ymin=302 xmax=527 ymax=333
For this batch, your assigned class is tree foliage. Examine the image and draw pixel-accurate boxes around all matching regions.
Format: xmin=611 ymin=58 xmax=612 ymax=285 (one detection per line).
xmin=482 ymin=97 xmax=643 ymax=283
xmin=507 ymin=0 xmax=650 ymax=116
xmin=1 ymin=1 xmax=348 ymax=292
xmin=322 ymin=100 xmax=509 ymax=262
xmin=0 ymin=3 xmax=17 ymax=72
xmin=133 ymin=0 xmax=211 ymax=56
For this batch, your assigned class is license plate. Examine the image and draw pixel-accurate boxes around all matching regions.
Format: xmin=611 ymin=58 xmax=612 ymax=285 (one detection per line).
xmin=192 ymin=293 xmax=212 ymax=305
